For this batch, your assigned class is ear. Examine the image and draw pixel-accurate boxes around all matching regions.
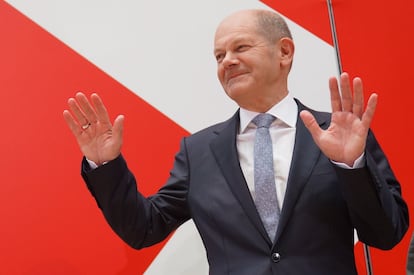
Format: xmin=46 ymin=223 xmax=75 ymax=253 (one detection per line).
xmin=279 ymin=38 xmax=294 ymax=68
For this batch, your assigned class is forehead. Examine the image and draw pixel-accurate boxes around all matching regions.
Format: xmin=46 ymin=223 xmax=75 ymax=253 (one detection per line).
xmin=214 ymin=12 xmax=259 ymax=49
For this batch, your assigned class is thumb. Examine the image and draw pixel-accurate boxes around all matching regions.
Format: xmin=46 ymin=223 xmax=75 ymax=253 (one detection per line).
xmin=299 ymin=110 xmax=322 ymax=139
xmin=112 ymin=115 xmax=125 ymax=142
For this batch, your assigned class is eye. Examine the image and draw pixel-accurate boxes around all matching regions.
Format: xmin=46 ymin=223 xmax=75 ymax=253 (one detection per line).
xmin=236 ymin=45 xmax=250 ymax=52
xmin=215 ymin=53 xmax=225 ymax=63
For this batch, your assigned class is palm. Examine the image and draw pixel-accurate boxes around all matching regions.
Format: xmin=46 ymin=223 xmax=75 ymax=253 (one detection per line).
xmin=63 ymin=93 xmax=124 ymax=165
xmin=78 ymin=120 xmax=121 ymax=163
xmin=315 ymin=111 xmax=368 ymax=164
xmin=300 ymin=73 xmax=377 ymax=166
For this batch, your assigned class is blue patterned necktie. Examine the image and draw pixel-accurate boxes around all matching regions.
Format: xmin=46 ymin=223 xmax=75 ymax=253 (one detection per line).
xmin=252 ymin=113 xmax=280 ymax=241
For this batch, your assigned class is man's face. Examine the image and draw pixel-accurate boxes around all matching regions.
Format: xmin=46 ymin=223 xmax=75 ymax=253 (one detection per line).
xmin=214 ymin=12 xmax=284 ymax=110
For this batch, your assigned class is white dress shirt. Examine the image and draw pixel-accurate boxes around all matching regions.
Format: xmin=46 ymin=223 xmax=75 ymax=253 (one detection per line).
xmin=237 ymin=94 xmax=297 ymax=210
xmin=237 ymin=93 xmax=364 ymax=211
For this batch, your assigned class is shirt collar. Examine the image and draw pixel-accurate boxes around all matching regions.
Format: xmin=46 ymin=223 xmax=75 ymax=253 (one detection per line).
xmin=239 ymin=93 xmax=298 ymax=133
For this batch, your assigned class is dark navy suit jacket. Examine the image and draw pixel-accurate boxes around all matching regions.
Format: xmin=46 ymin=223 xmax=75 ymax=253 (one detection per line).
xmin=82 ymin=99 xmax=408 ymax=275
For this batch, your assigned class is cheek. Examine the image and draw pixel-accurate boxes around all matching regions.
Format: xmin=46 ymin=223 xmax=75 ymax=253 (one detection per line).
xmin=217 ymin=67 xmax=225 ymax=85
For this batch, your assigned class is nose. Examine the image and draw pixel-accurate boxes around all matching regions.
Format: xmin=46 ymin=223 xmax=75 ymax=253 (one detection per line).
xmin=221 ymin=52 xmax=239 ymax=68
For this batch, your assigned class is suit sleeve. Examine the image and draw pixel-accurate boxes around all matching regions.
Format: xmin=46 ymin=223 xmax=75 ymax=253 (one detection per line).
xmin=334 ymin=130 xmax=409 ymax=250
xmin=81 ymin=138 xmax=191 ymax=249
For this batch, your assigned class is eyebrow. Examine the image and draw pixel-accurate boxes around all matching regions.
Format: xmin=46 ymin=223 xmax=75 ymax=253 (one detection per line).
xmin=214 ymin=36 xmax=253 ymax=54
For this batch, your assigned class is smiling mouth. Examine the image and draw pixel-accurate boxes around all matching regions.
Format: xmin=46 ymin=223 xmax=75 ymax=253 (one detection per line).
xmin=227 ymin=72 xmax=246 ymax=82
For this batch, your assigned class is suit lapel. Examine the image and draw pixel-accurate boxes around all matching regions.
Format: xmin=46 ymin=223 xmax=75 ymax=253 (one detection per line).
xmin=210 ymin=111 xmax=271 ymax=243
xmin=209 ymin=101 xmax=330 ymax=246
xmin=274 ymin=100 xmax=330 ymax=244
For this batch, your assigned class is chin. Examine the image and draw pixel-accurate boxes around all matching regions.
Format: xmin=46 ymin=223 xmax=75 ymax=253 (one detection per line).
xmin=225 ymin=85 xmax=249 ymax=102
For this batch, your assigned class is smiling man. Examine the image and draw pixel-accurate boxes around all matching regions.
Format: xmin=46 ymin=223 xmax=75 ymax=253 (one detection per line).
xmin=63 ymin=9 xmax=408 ymax=275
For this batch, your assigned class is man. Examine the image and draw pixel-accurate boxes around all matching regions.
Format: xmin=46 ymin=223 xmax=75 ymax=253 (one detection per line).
xmin=63 ymin=9 xmax=408 ymax=275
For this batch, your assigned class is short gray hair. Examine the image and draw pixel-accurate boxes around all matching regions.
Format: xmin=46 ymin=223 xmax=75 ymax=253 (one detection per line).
xmin=255 ymin=10 xmax=292 ymax=43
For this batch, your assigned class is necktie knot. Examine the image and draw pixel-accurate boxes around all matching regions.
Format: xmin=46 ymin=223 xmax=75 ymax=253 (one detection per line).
xmin=252 ymin=113 xmax=275 ymax=129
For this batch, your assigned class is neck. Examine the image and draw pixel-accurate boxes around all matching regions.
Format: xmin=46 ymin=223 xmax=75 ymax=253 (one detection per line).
xmin=242 ymin=91 xmax=288 ymax=113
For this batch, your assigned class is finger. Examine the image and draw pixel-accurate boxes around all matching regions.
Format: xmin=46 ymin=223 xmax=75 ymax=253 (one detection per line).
xmin=339 ymin=72 xmax=352 ymax=112
xmin=352 ymin=77 xmax=364 ymax=118
xmin=329 ymin=76 xmax=341 ymax=112
xmin=67 ymin=96 xmax=89 ymax=127
xmin=75 ymin=92 xmax=98 ymax=124
xmin=300 ymin=110 xmax=322 ymax=142
xmin=63 ymin=110 xmax=83 ymax=136
xmin=361 ymin=93 xmax=378 ymax=129
xmin=90 ymin=93 xmax=111 ymax=125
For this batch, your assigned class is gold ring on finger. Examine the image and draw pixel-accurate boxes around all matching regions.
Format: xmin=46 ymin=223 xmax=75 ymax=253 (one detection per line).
xmin=81 ymin=122 xmax=91 ymax=130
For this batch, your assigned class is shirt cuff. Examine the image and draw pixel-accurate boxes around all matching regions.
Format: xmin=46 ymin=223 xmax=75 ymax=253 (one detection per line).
xmin=85 ymin=158 xmax=108 ymax=170
xmin=331 ymin=153 xmax=365 ymax=169
xmin=86 ymin=158 xmax=98 ymax=169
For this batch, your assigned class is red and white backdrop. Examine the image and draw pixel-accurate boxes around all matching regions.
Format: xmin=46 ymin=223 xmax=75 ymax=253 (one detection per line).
xmin=1 ymin=0 xmax=413 ymax=274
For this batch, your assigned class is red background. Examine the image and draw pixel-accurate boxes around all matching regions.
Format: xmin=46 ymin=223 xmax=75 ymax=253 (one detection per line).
xmin=0 ymin=0 xmax=413 ymax=274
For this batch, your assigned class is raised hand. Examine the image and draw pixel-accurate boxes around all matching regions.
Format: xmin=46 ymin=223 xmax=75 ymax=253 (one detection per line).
xmin=299 ymin=72 xmax=378 ymax=167
xmin=63 ymin=92 xmax=124 ymax=165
